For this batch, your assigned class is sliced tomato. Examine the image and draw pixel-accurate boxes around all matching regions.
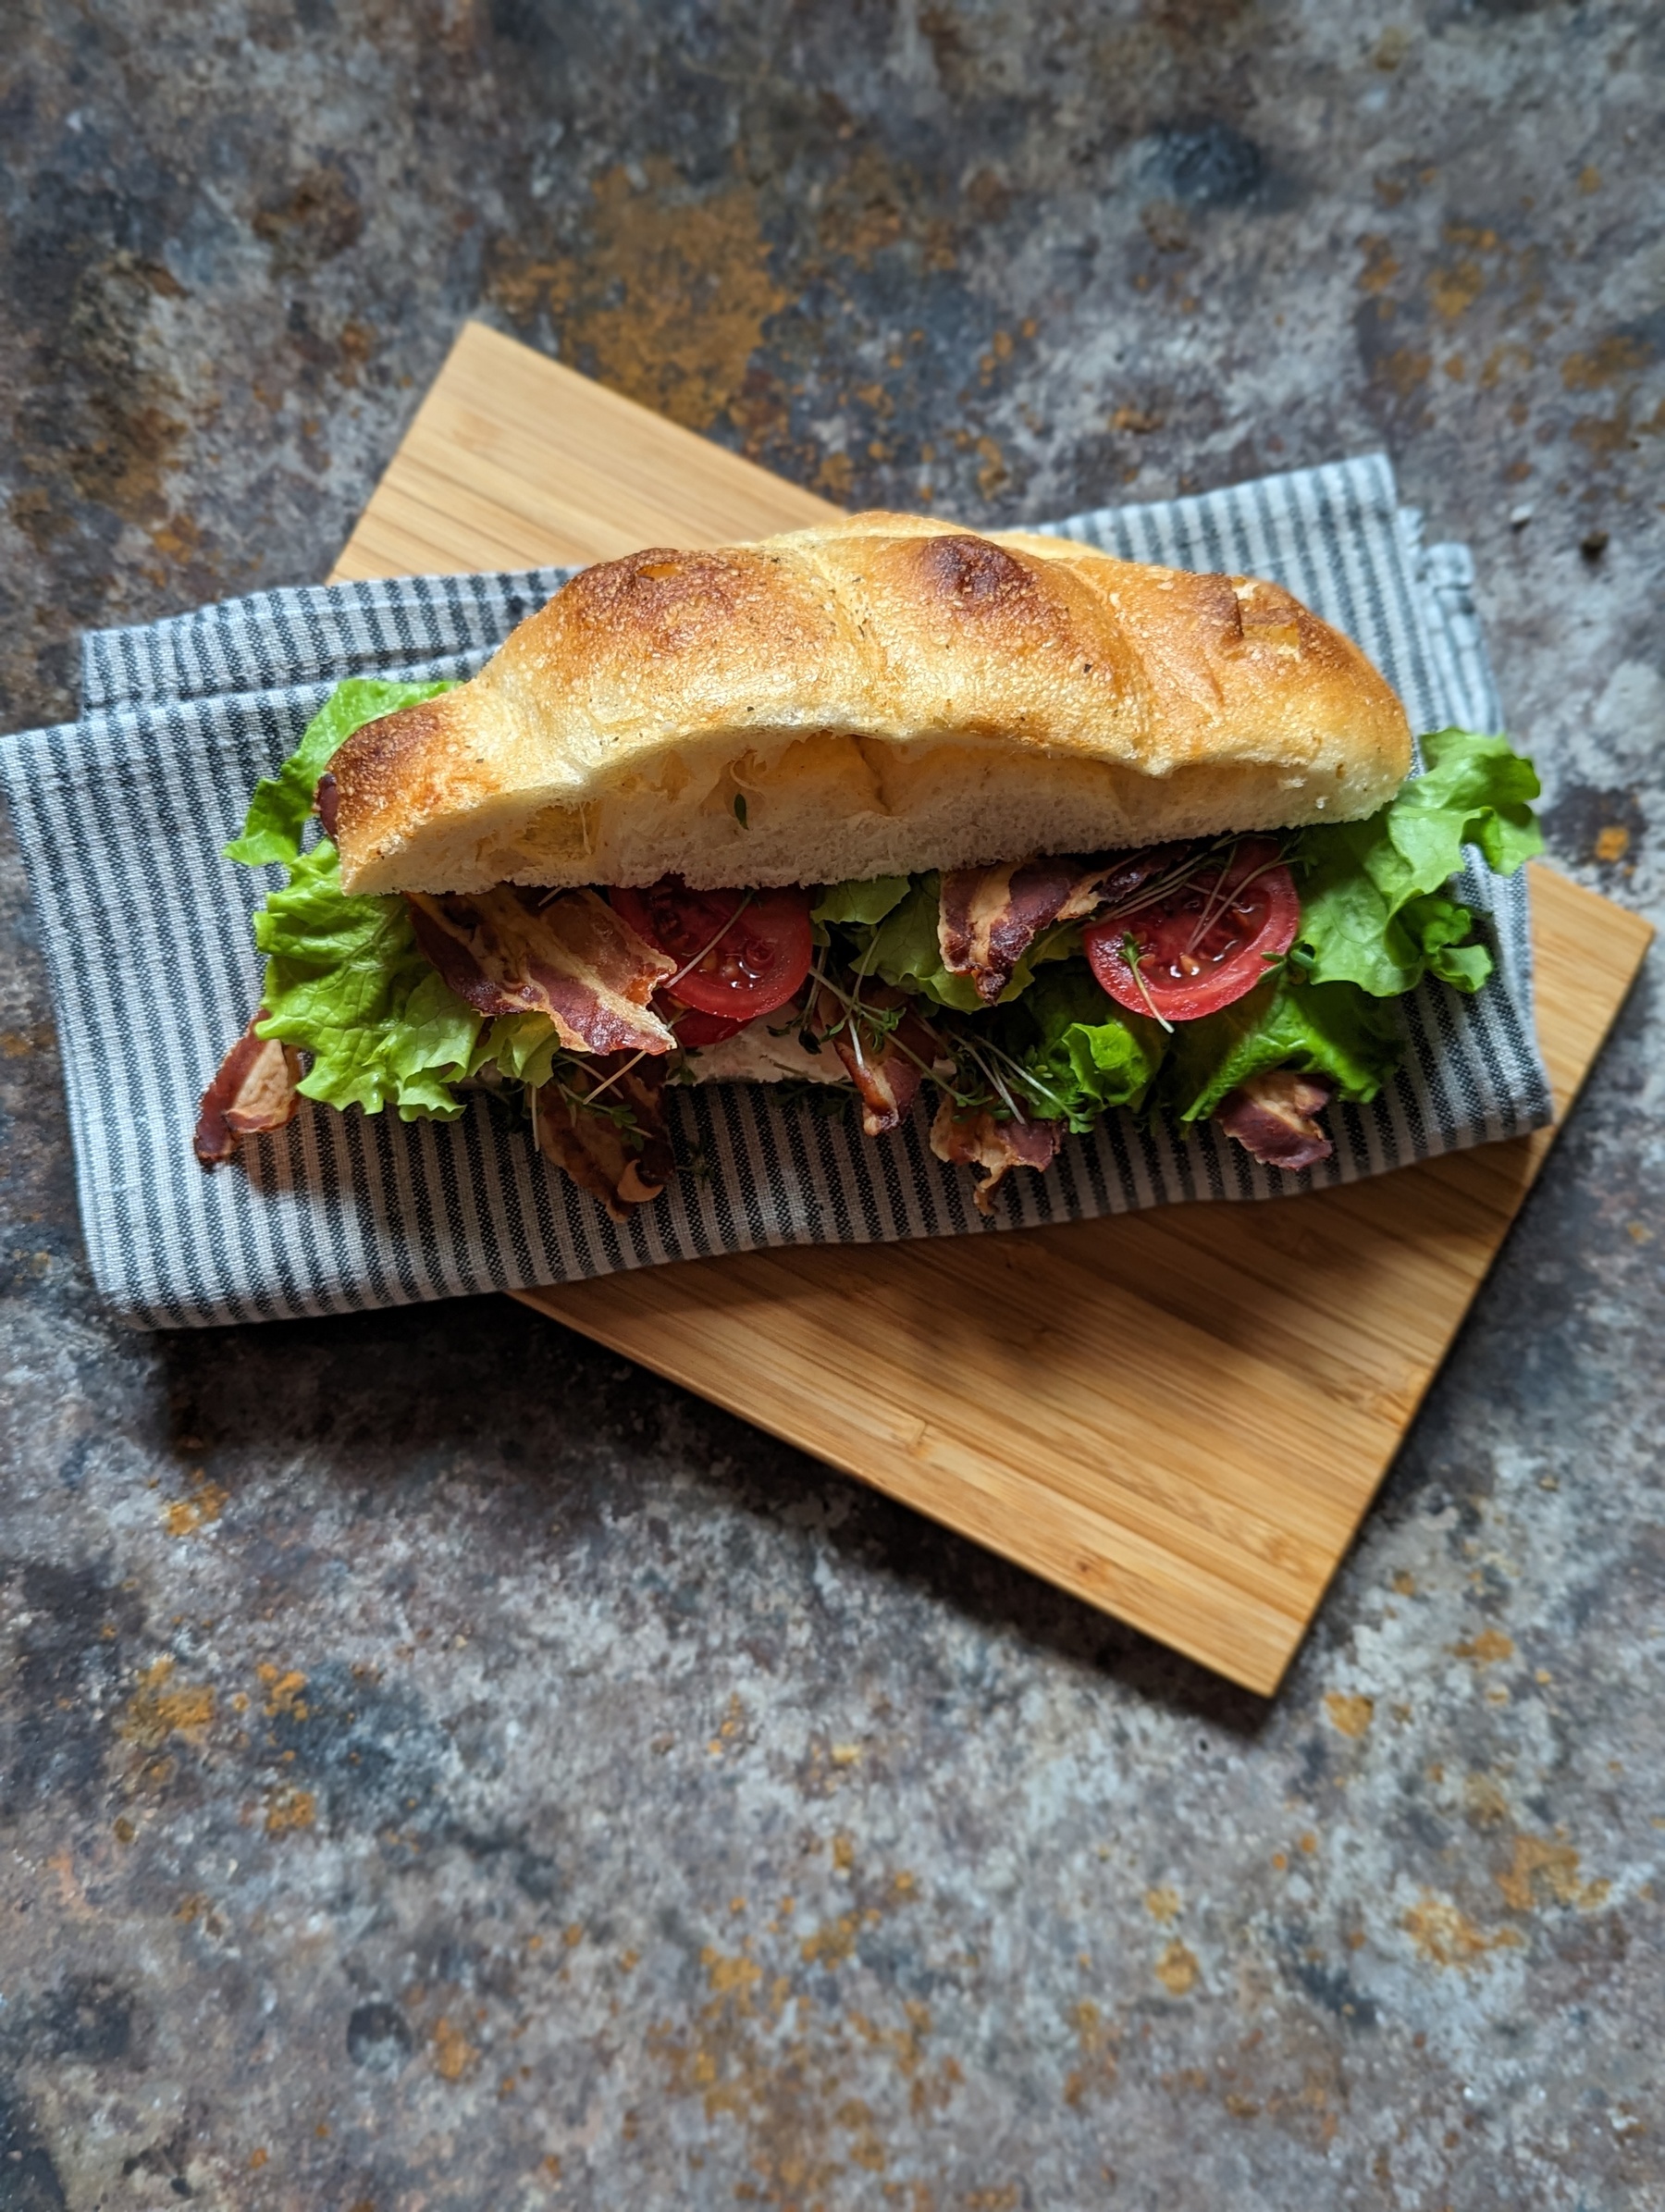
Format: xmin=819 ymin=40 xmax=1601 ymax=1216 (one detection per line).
xmin=610 ymin=879 xmax=813 ymax=1022
xmin=1082 ymin=837 xmax=1299 ymax=1023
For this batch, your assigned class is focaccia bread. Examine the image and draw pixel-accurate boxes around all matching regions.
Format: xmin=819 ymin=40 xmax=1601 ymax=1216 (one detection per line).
xmin=331 ymin=510 xmax=1412 ymax=896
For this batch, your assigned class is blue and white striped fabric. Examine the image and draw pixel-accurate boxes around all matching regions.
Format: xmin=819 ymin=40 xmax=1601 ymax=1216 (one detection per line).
xmin=0 ymin=453 xmax=1550 ymax=1328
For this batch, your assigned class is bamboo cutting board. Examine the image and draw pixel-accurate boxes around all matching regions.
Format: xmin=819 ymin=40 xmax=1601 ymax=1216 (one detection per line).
xmin=334 ymin=322 xmax=1652 ymax=1693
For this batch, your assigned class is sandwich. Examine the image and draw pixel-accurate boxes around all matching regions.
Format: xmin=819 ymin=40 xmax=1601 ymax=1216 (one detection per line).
xmin=197 ymin=512 xmax=1541 ymax=1216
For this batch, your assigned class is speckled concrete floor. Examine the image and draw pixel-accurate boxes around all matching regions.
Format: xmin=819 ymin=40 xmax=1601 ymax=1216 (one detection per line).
xmin=2 ymin=5 xmax=1661 ymax=2207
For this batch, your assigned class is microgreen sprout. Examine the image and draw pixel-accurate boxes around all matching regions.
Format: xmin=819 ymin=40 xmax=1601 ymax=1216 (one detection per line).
xmin=581 ymin=891 xmax=763 ymax=1110
xmin=574 ymin=1046 xmax=652 ymax=1112
xmin=964 ymin=1032 xmax=1074 ymax=1118
xmin=1120 ymin=933 xmax=1174 ymax=1032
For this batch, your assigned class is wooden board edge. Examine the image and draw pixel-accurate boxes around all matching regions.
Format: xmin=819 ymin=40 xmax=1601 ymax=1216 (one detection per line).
xmin=508 ymin=1273 xmax=1311 ymax=1695
xmin=331 ymin=321 xmax=837 ymax=582
xmin=327 ymin=317 xmax=1658 ymax=1692
xmin=1243 ymin=861 xmax=1651 ymax=1683
xmin=510 ymin=861 xmax=1651 ymax=1696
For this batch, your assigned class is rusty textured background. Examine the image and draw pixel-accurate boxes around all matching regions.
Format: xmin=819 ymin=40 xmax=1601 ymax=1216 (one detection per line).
xmin=2 ymin=4 xmax=1661 ymax=2207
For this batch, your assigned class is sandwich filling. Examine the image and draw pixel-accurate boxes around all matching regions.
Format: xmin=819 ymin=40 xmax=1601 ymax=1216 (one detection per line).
xmin=199 ymin=678 xmax=1542 ymax=1216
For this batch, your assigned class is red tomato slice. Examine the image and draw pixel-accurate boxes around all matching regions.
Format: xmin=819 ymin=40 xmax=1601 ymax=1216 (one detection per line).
xmin=1082 ymin=838 xmax=1300 ymax=1022
xmin=610 ymin=880 xmax=814 ymax=1022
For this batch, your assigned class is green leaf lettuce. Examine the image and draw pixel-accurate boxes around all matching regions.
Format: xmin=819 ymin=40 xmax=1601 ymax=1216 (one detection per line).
xmin=1292 ymin=726 xmax=1542 ymax=997
xmin=1163 ymin=973 xmax=1405 ymax=1123
xmin=824 ymin=872 xmax=1078 ymax=1012
xmin=228 ymin=686 xmax=1539 ymax=1149
xmin=993 ymin=966 xmax=1165 ymax=1132
xmin=236 ymin=678 xmax=493 ymax=1120
xmin=227 ymin=678 xmax=452 ymax=869
xmin=253 ymin=838 xmax=487 ymax=1118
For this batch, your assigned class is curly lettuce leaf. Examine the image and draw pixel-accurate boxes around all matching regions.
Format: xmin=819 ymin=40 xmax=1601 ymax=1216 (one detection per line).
xmin=1164 ymin=973 xmax=1404 ymax=1124
xmin=861 ymin=878 xmax=982 ymax=1009
xmin=234 ymin=679 xmax=490 ymax=1119
xmin=227 ymin=678 xmax=453 ymax=868
xmin=231 ymin=685 xmax=1536 ymax=1148
xmin=1293 ymin=727 xmax=1541 ymax=997
xmin=253 ymin=838 xmax=486 ymax=1118
xmin=811 ymin=875 xmax=911 ymax=929
xmin=482 ymin=1012 xmax=566 ymax=1090
xmin=993 ymin=965 xmax=1164 ymax=1132
xmin=838 ymin=873 xmax=1079 ymax=1012
xmin=1384 ymin=725 xmax=1543 ymax=884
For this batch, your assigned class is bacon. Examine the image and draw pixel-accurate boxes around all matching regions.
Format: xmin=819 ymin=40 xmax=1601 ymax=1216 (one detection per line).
xmin=314 ymin=770 xmax=339 ymax=838
xmin=1214 ymin=1068 xmax=1335 ymax=1170
xmin=938 ymin=848 xmax=1177 ymax=1004
xmin=929 ymin=1097 xmax=1063 ymax=1215
xmin=812 ymin=982 xmax=947 ymax=1138
xmin=405 ymin=887 xmax=677 ymax=1057
xmin=830 ymin=1008 xmax=921 ymax=1136
xmin=532 ymin=1055 xmax=676 ymax=1221
xmin=195 ymin=1013 xmax=302 ymax=1168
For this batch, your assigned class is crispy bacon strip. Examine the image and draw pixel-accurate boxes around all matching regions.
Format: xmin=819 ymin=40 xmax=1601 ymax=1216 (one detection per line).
xmin=195 ymin=1013 xmax=302 ymax=1168
xmin=938 ymin=848 xmax=1177 ymax=1004
xmin=532 ymin=1056 xmax=675 ymax=1222
xmin=314 ymin=770 xmax=339 ymax=838
xmin=405 ymin=887 xmax=677 ymax=1057
xmin=1215 ymin=1069 xmax=1335 ymax=1170
xmin=929 ymin=1098 xmax=1063 ymax=1215
xmin=813 ymin=982 xmax=946 ymax=1138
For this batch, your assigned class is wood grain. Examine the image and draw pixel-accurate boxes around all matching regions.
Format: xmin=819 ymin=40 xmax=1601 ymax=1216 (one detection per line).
xmin=334 ymin=319 xmax=1653 ymax=1694
xmin=512 ymin=865 xmax=1645 ymax=1692
xmin=334 ymin=322 xmax=834 ymax=581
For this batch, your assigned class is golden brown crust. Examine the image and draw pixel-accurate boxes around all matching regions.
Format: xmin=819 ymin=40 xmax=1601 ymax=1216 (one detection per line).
xmin=332 ymin=512 xmax=1412 ymax=894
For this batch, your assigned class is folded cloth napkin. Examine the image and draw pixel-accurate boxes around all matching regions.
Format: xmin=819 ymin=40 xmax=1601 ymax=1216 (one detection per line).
xmin=0 ymin=452 xmax=1550 ymax=1329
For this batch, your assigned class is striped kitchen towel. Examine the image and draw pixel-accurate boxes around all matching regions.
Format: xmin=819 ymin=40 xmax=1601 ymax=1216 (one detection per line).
xmin=0 ymin=452 xmax=1550 ymax=1328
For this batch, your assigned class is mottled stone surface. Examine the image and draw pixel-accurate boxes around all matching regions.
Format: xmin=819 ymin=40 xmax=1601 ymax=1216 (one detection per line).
xmin=2 ymin=2 xmax=1661 ymax=2206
